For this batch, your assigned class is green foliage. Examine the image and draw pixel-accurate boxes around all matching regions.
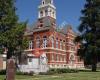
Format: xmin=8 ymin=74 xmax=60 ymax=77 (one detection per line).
xmin=16 ymin=71 xmax=34 ymax=76
xmin=0 ymin=70 xmax=6 ymax=75
xmin=76 ymin=0 xmax=100 ymax=71
xmin=39 ymin=68 xmax=78 ymax=75
xmin=0 ymin=0 xmax=28 ymax=59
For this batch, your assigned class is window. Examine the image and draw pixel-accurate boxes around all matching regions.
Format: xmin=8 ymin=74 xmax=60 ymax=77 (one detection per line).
xmin=45 ymin=10 xmax=48 ymax=16
xmin=3 ymin=57 xmax=6 ymax=61
xmin=55 ymin=54 xmax=57 ymax=61
xmin=51 ymin=37 xmax=54 ymax=48
xmin=42 ymin=1 xmax=44 ymax=5
xmin=60 ymin=55 xmax=63 ymax=61
xmin=57 ymin=55 xmax=59 ymax=61
xmin=52 ymin=12 xmax=55 ymax=17
xmin=29 ymin=41 xmax=33 ymax=49
xmin=62 ymin=56 xmax=64 ymax=61
xmin=36 ymin=37 xmax=40 ymax=48
xmin=28 ymin=58 xmax=32 ymax=62
xmin=49 ymin=10 xmax=52 ymax=16
xmin=70 ymin=55 xmax=75 ymax=61
xmin=56 ymin=38 xmax=58 ymax=48
xmin=21 ymin=54 xmax=28 ymax=65
xmin=71 ymin=47 xmax=75 ymax=51
xmin=40 ymin=11 xmax=43 ymax=17
xmin=64 ymin=56 xmax=66 ymax=61
xmin=43 ymin=36 xmax=47 ymax=48
xmin=69 ymin=39 xmax=74 ymax=44
xmin=52 ymin=54 xmax=54 ymax=61
xmin=63 ymin=41 xmax=66 ymax=50
xmin=60 ymin=40 xmax=62 ymax=49
xmin=51 ymin=0 xmax=53 ymax=4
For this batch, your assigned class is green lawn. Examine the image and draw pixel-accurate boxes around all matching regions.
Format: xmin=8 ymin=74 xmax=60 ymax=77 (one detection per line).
xmin=0 ymin=72 xmax=100 ymax=80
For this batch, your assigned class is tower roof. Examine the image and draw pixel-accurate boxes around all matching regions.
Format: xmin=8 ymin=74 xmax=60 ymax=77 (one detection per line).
xmin=44 ymin=0 xmax=53 ymax=4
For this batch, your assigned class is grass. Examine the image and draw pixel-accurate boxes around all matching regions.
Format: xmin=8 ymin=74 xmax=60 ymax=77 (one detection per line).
xmin=0 ymin=71 xmax=100 ymax=80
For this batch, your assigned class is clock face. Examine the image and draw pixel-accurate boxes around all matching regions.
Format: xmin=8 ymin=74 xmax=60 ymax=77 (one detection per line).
xmin=40 ymin=53 xmax=47 ymax=65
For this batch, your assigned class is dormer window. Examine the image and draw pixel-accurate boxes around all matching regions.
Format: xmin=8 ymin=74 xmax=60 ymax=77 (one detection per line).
xmin=49 ymin=10 xmax=52 ymax=15
xmin=45 ymin=10 xmax=48 ymax=16
xmin=51 ymin=0 xmax=53 ymax=4
xmin=45 ymin=10 xmax=48 ymax=13
xmin=53 ymin=12 xmax=54 ymax=17
xmin=43 ymin=1 xmax=44 ymax=5
xmin=40 ymin=11 xmax=43 ymax=17
xmin=50 ymin=1 xmax=51 ymax=4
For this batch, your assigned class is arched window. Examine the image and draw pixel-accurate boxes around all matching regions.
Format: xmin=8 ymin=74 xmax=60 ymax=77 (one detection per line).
xmin=70 ymin=54 xmax=75 ymax=66
xmin=57 ymin=55 xmax=59 ymax=61
xmin=36 ymin=37 xmax=40 ymax=48
xmin=60 ymin=40 xmax=62 ymax=49
xmin=51 ymin=37 xmax=54 ymax=48
xmin=52 ymin=54 xmax=54 ymax=61
xmin=51 ymin=0 xmax=53 ymax=4
xmin=43 ymin=1 xmax=44 ymax=5
xmin=64 ymin=56 xmax=66 ymax=61
xmin=43 ymin=36 xmax=47 ymax=48
xmin=42 ymin=0 xmax=45 ymax=5
xmin=52 ymin=11 xmax=54 ymax=17
xmin=40 ymin=11 xmax=43 ymax=17
xmin=49 ymin=10 xmax=52 ymax=16
xmin=55 ymin=54 xmax=57 ymax=61
xmin=56 ymin=38 xmax=58 ymax=48
xmin=45 ymin=10 xmax=48 ymax=16
xmin=29 ymin=40 xmax=33 ymax=49
xmin=63 ymin=40 xmax=66 ymax=50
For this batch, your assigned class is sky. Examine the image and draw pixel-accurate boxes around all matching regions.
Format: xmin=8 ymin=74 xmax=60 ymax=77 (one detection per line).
xmin=16 ymin=0 xmax=85 ymax=31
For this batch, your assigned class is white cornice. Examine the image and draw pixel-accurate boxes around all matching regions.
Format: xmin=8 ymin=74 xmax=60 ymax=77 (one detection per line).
xmin=38 ymin=4 xmax=56 ymax=9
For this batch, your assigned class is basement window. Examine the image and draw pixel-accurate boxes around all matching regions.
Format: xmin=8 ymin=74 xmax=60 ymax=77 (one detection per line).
xmin=29 ymin=58 xmax=32 ymax=62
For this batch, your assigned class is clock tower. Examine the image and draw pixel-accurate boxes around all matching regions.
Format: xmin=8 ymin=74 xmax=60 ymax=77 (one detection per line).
xmin=38 ymin=0 xmax=56 ymax=19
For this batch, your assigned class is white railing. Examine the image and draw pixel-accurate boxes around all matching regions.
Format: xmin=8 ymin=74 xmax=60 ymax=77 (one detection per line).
xmin=19 ymin=64 xmax=49 ymax=73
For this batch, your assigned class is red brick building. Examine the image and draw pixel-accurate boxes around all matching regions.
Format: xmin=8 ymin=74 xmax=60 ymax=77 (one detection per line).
xmin=23 ymin=0 xmax=84 ymax=69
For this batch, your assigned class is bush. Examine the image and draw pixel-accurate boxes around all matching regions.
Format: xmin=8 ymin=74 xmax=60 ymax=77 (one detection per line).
xmin=51 ymin=68 xmax=78 ymax=73
xmin=39 ymin=72 xmax=48 ymax=75
xmin=39 ymin=68 xmax=79 ymax=75
xmin=28 ymin=71 xmax=34 ymax=76
xmin=16 ymin=71 xmax=34 ymax=76
xmin=16 ymin=71 xmax=24 ymax=75
xmin=0 ymin=70 xmax=6 ymax=75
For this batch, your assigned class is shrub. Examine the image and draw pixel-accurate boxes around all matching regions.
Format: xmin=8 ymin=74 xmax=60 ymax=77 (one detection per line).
xmin=0 ymin=70 xmax=6 ymax=75
xmin=16 ymin=71 xmax=25 ymax=75
xmin=47 ymin=68 xmax=78 ymax=74
xmin=16 ymin=71 xmax=34 ymax=76
xmin=28 ymin=71 xmax=34 ymax=76
xmin=39 ymin=72 xmax=48 ymax=75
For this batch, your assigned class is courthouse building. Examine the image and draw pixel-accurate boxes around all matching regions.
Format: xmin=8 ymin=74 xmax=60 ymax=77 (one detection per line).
xmin=18 ymin=0 xmax=84 ymax=73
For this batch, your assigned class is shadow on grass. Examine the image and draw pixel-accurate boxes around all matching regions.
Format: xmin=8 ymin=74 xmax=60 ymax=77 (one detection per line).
xmin=79 ymin=69 xmax=100 ymax=72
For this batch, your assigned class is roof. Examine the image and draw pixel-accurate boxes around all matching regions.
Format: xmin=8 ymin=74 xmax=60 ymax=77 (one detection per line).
xmin=24 ymin=17 xmax=77 ymax=36
xmin=33 ymin=17 xmax=55 ymax=29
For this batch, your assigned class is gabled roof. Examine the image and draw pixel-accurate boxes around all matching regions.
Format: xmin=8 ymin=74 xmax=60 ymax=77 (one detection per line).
xmin=24 ymin=17 xmax=77 ymax=36
xmin=33 ymin=17 xmax=55 ymax=29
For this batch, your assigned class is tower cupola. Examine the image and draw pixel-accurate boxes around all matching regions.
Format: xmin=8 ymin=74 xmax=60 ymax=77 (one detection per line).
xmin=38 ymin=0 xmax=56 ymax=19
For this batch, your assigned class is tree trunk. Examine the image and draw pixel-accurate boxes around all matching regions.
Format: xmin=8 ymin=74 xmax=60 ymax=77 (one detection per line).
xmin=6 ymin=49 xmax=15 ymax=80
xmin=91 ymin=55 xmax=97 ymax=72
xmin=92 ymin=62 xmax=97 ymax=72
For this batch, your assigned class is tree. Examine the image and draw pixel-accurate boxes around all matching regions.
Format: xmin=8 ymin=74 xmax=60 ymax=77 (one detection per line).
xmin=0 ymin=0 xmax=28 ymax=58
xmin=0 ymin=0 xmax=28 ymax=79
xmin=75 ymin=0 xmax=100 ymax=71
